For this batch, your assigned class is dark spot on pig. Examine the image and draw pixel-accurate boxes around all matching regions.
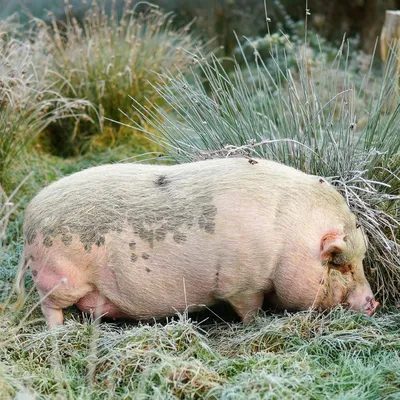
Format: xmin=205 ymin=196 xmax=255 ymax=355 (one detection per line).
xmin=129 ymin=241 xmax=136 ymax=250
xmin=131 ymin=253 xmax=138 ymax=262
xmin=199 ymin=215 xmax=206 ymax=229
xmin=26 ymin=232 xmax=37 ymax=245
xmin=356 ymin=222 xmax=361 ymax=229
xmin=202 ymin=204 xmax=218 ymax=219
xmin=155 ymin=175 xmax=169 ymax=187
xmin=248 ymin=158 xmax=258 ymax=165
xmin=138 ymin=227 xmax=154 ymax=248
xmin=96 ymin=236 xmax=105 ymax=247
xmin=319 ymin=178 xmax=324 ymax=183
xmin=144 ymin=214 xmax=157 ymax=225
xmin=204 ymin=222 xmax=216 ymax=234
xmin=80 ymin=231 xmax=98 ymax=251
xmin=29 ymin=255 xmax=35 ymax=262
xmin=155 ymin=226 xmax=167 ymax=242
xmin=173 ymin=231 xmax=187 ymax=244
xmin=343 ymin=235 xmax=348 ymax=242
xmin=331 ymin=252 xmax=347 ymax=266
xmin=214 ymin=263 xmax=221 ymax=290
xmin=198 ymin=204 xmax=218 ymax=234
xmin=84 ymin=243 xmax=92 ymax=253
xmin=23 ymin=258 xmax=28 ymax=268
xmin=43 ymin=236 xmax=53 ymax=248
xmin=142 ymin=252 xmax=150 ymax=259
xmin=31 ymin=269 xmax=37 ymax=277
xmin=61 ymin=233 xmax=73 ymax=246
xmin=145 ymin=267 xmax=151 ymax=273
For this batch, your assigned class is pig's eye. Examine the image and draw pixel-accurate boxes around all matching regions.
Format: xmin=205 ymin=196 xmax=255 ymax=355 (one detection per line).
xmin=330 ymin=263 xmax=352 ymax=275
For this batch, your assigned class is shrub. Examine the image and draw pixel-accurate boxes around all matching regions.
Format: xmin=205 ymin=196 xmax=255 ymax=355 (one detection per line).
xmin=33 ymin=0 xmax=200 ymax=156
xmin=0 ymin=19 xmax=92 ymax=181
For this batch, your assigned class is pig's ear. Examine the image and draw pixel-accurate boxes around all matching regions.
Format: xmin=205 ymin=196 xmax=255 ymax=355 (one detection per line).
xmin=320 ymin=233 xmax=348 ymax=266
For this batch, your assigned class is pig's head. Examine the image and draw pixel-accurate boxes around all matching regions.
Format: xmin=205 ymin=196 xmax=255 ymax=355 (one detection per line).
xmin=317 ymin=228 xmax=379 ymax=315
xmin=272 ymin=225 xmax=379 ymax=316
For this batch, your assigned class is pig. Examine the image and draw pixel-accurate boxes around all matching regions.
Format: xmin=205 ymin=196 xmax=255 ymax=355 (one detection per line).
xmin=15 ymin=157 xmax=379 ymax=327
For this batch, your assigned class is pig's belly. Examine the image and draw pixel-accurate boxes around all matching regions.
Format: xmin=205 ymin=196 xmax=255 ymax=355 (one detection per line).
xmin=75 ymin=253 xmax=217 ymax=320
xmin=76 ymin=284 xmax=214 ymax=320
xmin=96 ymin=270 xmax=216 ymax=319
xmin=91 ymin=235 xmax=220 ymax=319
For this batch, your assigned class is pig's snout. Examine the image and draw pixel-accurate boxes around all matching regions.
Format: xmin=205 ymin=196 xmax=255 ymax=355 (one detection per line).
xmin=345 ymin=296 xmax=379 ymax=315
xmin=343 ymin=292 xmax=379 ymax=316
xmin=364 ymin=297 xmax=379 ymax=316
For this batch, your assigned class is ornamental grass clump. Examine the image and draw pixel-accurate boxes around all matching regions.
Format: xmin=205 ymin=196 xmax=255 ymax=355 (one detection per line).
xmin=0 ymin=19 xmax=92 ymax=181
xmin=35 ymin=0 xmax=200 ymax=156
xmin=128 ymin=35 xmax=400 ymax=305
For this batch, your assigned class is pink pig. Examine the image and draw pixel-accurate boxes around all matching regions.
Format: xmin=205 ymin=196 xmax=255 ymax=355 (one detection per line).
xmin=15 ymin=158 xmax=378 ymax=327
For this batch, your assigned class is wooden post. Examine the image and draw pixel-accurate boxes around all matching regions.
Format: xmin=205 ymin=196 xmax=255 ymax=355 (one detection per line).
xmin=380 ymin=10 xmax=400 ymax=63
xmin=380 ymin=10 xmax=400 ymax=109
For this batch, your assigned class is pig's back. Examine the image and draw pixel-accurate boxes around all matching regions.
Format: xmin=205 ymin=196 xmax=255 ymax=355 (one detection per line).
xmin=23 ymin=157 xmax=342 ymax=248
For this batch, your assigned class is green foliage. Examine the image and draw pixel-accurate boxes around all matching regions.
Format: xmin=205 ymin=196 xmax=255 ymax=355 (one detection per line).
xmin=235 ymin=19 xmax=363 ymax=79
xmin=33 ymin=0 xmax=199 ymax=156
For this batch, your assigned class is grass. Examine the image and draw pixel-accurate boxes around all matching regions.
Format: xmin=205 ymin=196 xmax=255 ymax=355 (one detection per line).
xmin=1 ymin=0 xmax=199 ymax=187
xmin=1 ymin=287 xmax=400 ymax=399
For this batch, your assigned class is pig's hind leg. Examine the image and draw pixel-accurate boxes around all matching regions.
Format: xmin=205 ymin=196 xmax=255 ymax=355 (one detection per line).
xmin=31 ymin=256 xmax=94 ymax=328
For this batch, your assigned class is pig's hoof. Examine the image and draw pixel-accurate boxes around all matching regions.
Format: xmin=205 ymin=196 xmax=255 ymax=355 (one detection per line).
xmin=41 ymin=305 xmax=64 ymax=328
xmin=242 ymin=315 xmax=256 ymax=325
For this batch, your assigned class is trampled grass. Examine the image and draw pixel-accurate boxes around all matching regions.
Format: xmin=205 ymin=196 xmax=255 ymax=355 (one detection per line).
xmin=1 ymin=280 xmax=400 ymax=399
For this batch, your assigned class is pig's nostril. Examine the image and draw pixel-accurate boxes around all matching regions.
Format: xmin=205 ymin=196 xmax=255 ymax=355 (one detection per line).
xmin=366 ymin=296 xmax=371 ymax=302
xmin=365 ymin=300 xmax=379 ymax=316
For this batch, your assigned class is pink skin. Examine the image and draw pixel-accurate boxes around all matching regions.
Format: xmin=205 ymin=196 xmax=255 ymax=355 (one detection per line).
xmin=270 ymin=231 xmax=380 ymax=317
xmin=319 ymin=231 xmax=379 ymax=316
xmin=25 ymin=233 xmax=128 ymax=327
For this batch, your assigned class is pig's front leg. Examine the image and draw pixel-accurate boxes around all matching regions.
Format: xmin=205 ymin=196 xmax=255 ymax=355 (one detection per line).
xmin=227 ymin=291 xmax=264 ymax=323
